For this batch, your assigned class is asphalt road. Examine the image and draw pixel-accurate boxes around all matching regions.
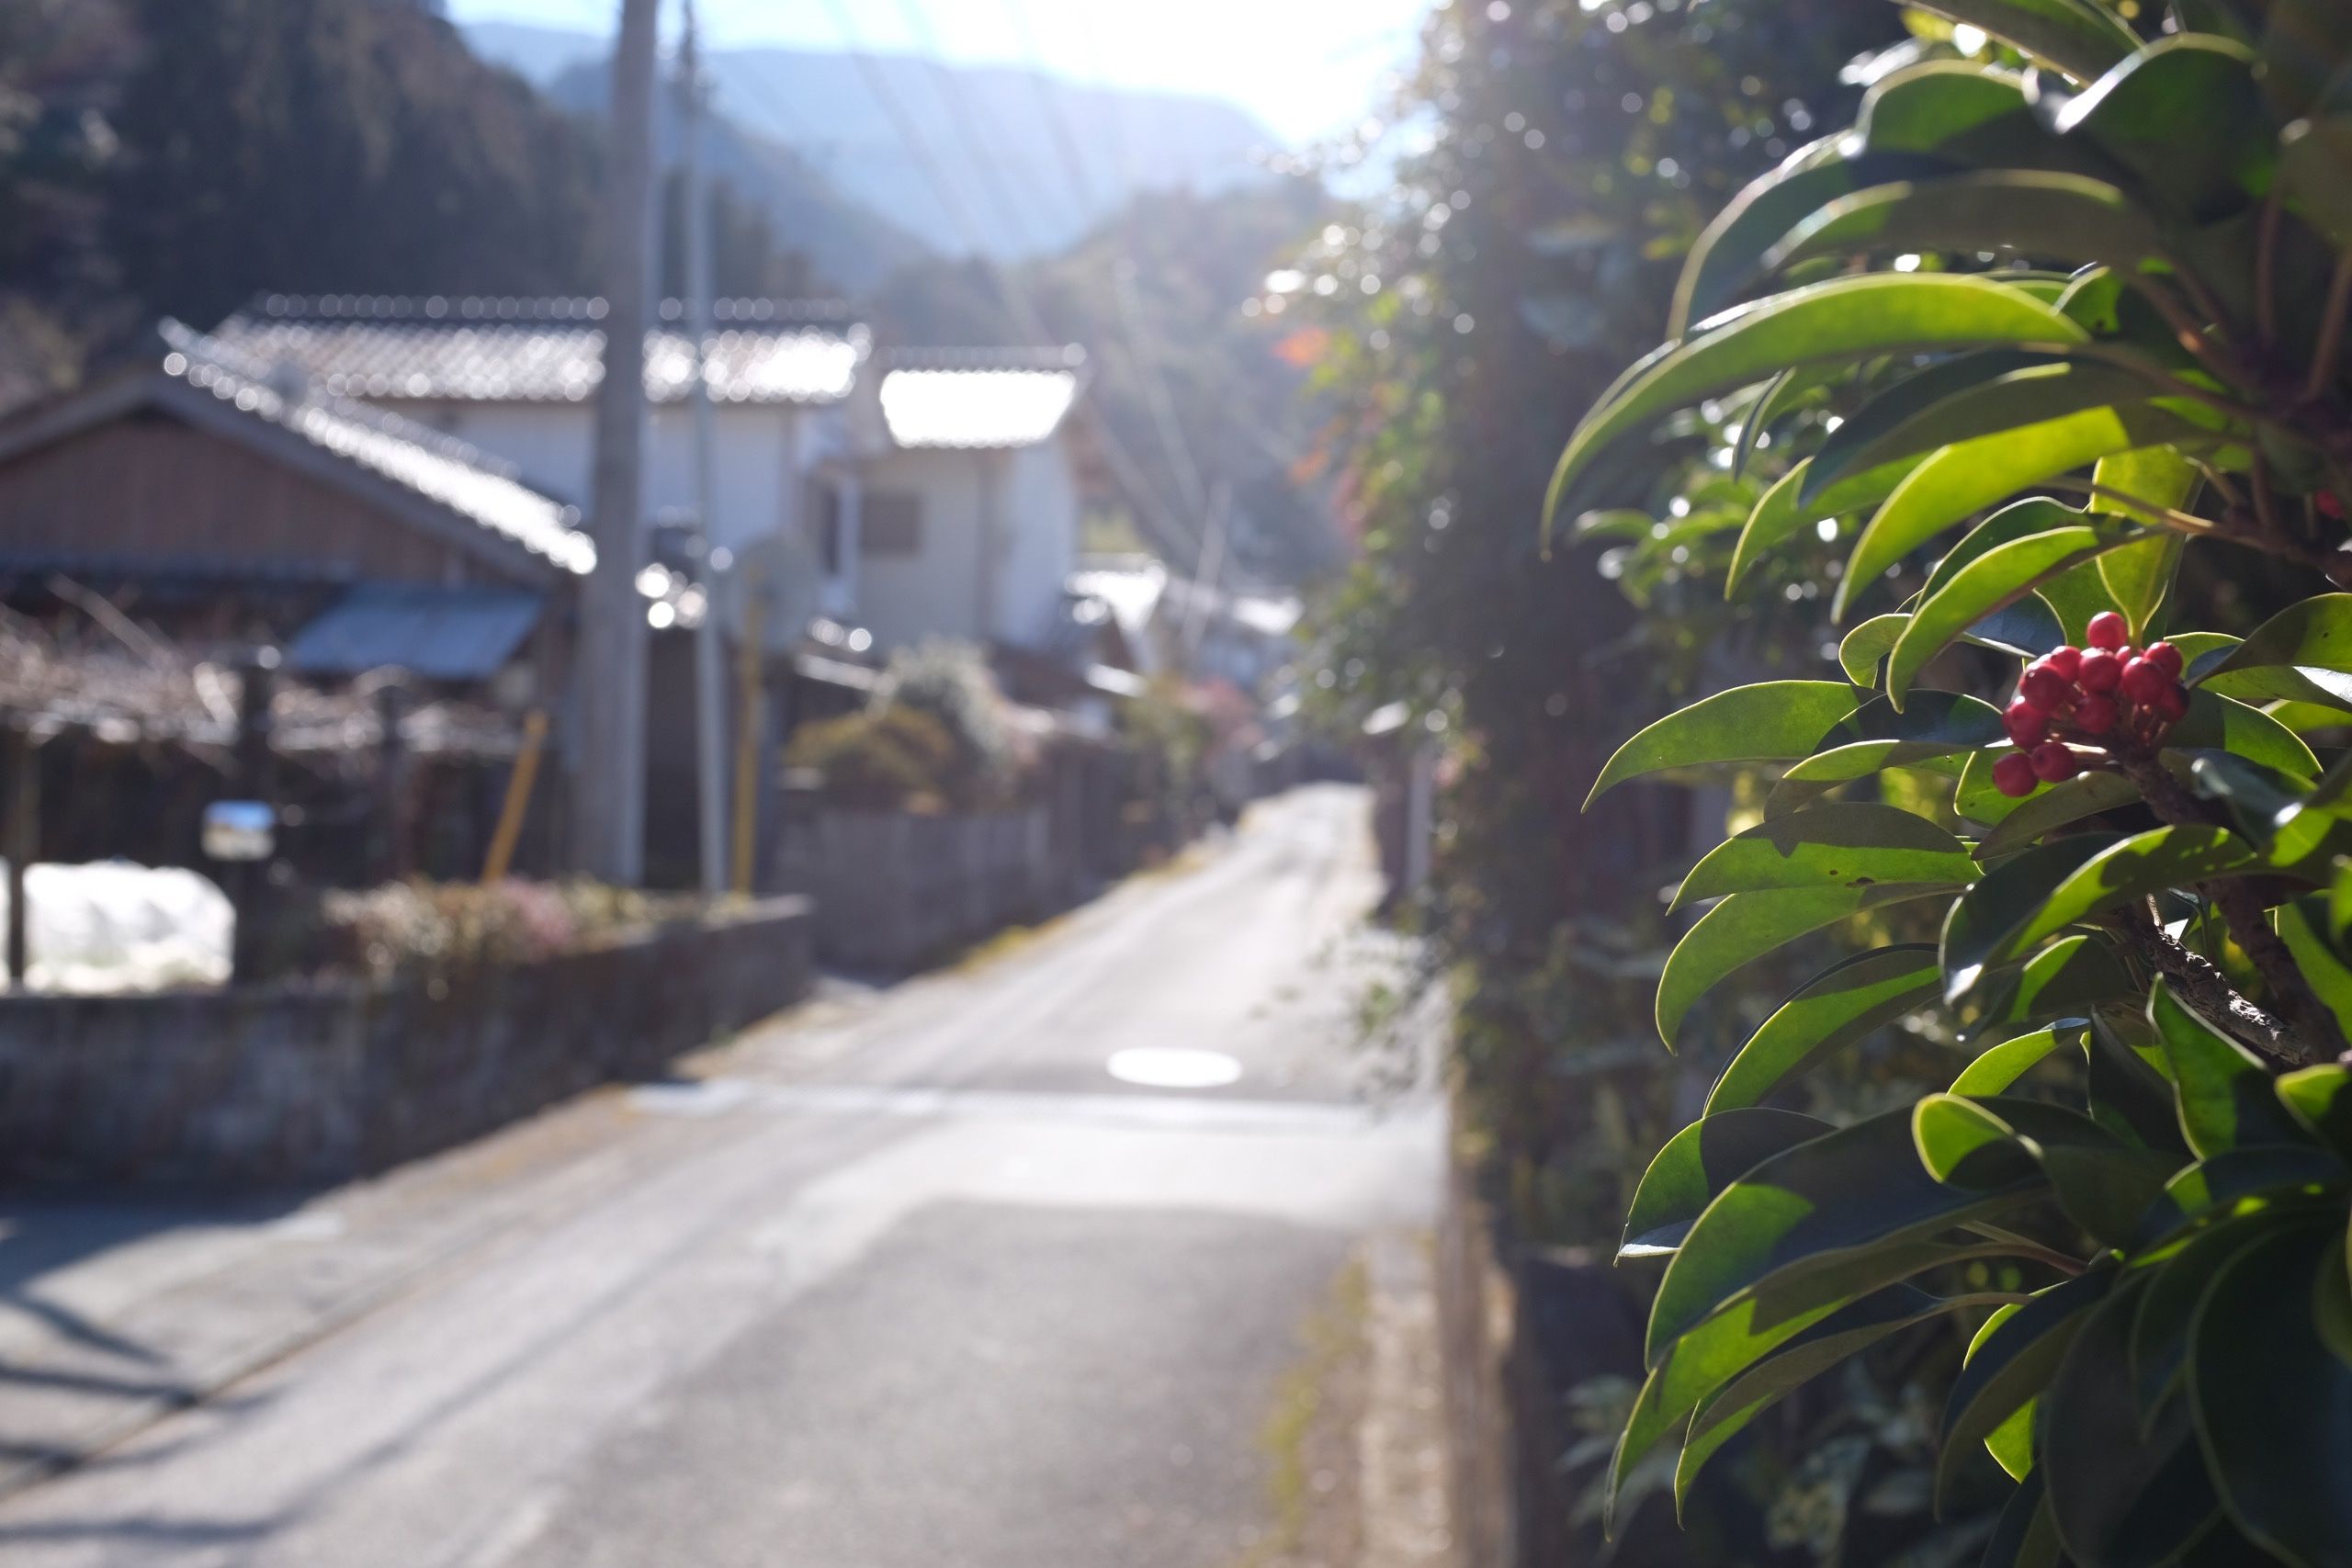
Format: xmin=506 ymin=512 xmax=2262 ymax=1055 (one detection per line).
xmin=0 ymin=784 xmax=1445 ymax=1568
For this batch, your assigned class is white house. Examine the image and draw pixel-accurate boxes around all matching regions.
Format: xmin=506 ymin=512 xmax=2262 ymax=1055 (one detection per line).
xmin=212 ymin=298 xmax=1095 ymax=667
xmin=829 ymin=348 xmax=1090 ymax=656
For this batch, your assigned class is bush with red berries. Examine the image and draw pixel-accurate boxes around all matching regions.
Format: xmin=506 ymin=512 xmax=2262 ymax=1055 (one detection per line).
xmin=1992 ymin=611 xmax=2189 ymax=798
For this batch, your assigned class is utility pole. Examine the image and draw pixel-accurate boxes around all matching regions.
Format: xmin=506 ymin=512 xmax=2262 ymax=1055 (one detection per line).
xmin=572 ymin=0 xmax=660 ymax=885
xmin=681 ymin=0 xmax=728 ymax=897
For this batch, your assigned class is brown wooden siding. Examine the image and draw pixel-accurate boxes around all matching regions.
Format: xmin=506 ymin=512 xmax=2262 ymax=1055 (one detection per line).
xmin=0 ymin=411 xmax=500 ymax=585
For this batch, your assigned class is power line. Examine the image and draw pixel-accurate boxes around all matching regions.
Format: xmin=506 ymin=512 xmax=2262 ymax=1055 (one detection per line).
xmin=811 ymin=0 xmax=1204 ymax=559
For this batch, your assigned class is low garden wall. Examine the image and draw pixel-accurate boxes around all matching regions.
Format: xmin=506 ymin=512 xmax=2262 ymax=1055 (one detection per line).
xmin=800 ymin=808 xmax=1058 ymax=972
xmin=0 ymin=897 xmax=814 ymax=1186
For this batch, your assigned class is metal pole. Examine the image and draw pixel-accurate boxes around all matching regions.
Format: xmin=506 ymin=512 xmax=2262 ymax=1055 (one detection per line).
xmin=5 ymin=727 xmax=34 ymax=988
xmin=682 ymin=0 xmax=728 ymax=897
xmin=572 ymin=0 xmax=660 ymax=885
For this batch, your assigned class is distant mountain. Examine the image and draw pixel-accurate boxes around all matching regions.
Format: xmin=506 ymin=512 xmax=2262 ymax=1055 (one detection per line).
xmin=466 ymin=22 xmax=1282 ymax=263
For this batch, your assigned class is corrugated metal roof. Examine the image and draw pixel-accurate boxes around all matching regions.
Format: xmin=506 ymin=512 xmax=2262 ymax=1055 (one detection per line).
xmin=158 ymin=321 xmax=595 ymax=574
xmin=212 ymin=295 xmax=868 ymax=406
xmin=287 ymin=583 xmax=545 ymax=681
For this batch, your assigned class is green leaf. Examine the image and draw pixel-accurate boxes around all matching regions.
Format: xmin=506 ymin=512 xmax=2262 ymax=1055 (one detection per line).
xmin=1729 ymin=457 xmax=1913 ymax=594
xmin=1676 ymin=1285 xmax=1964 ymax=1507
xmin=2277 ymin=1063 xmax=2352 ymax=1160
xmin=1768 ymin=173 xmax=2172 ymax=281
xmin=1838 ymin=615 xmax=1907 ymax=686
xmin=2193 ymin=593 xmax=2352 ymax=716
xmin=1917 ymin=1093 xmax=2174 ymax=1247
xmin=2150 ymin=981 xmax=2316 ymax=1157
xmin=2037 ymin=558 xmax=2132 ymax=647
xmin=1672 ymin=804 xmax=1978 ymax=910
xmin=1804 ymin=361 xmax=2167 ymax=512
xmin=1939 ymin=1271 xmax=2112 ymax=1506
xmin=2045 ymin=1277 xmax=2224 ymax=1567
xmin=1995 ymin=825 xmax=2257 ymax=965
xmin=1973 ymin=931 xmax=2138 ymax=1032
xmin=1982 ymin=1470 xmax=2066 ymax=1568
xmin=1586 ymin=682 xmax=1863 ymax=807
xmin=1941 ymin=833 xmax=2128 ymax=1002
xmin=1856 ymin=60 xmax=2032 ymax=152
xmin=2137 ymin=1145 xmax=2350 ymax=1256
xmin=2088 ymin=446 xmax=2198 ymax=643
xmin=1649 ymin=1107 xmax=2045 ymax=1362
xmin=2187 ymin=1222 xmax=2352 ymax=1565
xmin=1669 ymin=148 xmax=1957 ymax=336
xmin=2164 ymin=688 xmax=2324 ymax=778
xmin=1705 ymin=946 xmax=1945 ymax=1112
xmin=1909 ymin=0 xmax=2143 ymax=81
xmin=1952 ymin=1022 xmax=2088 ymax=1095
xmin=1551 ymin=276 xmax=2091 ymax=528
xmin=2130 ymin=1212 xmax=2294 ymax=1429
xmin=1885 ymin=521 xmax=2147 ymax=703
xmin=2279 ymin=899 xmax=2352 ymax=1045
xmin=1621 ymin=1108 xmax=1833 ymax=1257
xmin=1977 ymin=770 xmax=2143 ymax=859
xmin=1921 ymin=498 xmax=2107 ymax=603
xmin=1657 ymin=886 xmax=1950 ymax=1047
xmin=1835 ymin=406 xmax=2209 ymax=619
xmin=2052 ymin=36 xmax=2270 ymax=224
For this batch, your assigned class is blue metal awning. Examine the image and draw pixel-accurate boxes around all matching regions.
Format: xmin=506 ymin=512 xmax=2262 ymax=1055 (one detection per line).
xmin=287 ymin=584 xmax=543 ymax=682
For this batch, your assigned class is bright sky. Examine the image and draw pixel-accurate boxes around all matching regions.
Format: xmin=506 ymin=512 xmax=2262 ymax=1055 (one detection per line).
xmin=446 ymin=0 xmax=1433 ymax=145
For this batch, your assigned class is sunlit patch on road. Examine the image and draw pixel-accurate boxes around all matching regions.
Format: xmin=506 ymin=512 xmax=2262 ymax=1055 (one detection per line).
xmin=1104 ymin=1048 xmax=1244 ymax=1090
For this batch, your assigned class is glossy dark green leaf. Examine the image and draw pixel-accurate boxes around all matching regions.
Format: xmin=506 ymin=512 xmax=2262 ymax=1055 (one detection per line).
xmin=1587 ymin=682 xmax=1862 ymax=806
xmin=1886 ymin=522 xmax=2147 ymax=703
xmin=1953 ymin=1023 xmax=2087 ymax=1095
xmin=2163 ymin=688 xmax=2324 ymax=778
xmin=1770 ymin=173 xmax=2171 ymax=282
xmin=1705 ymin=946 xmax=1945 ymax=1111
xmin=1669 ymin=149 xmax=1959 ymax=336
xmin=1835 ymin=404 xmax=2211 ymax=619
xmin=1802 ymin=353 xmax=2068 ymax=507
xmin=1977 ymin=770 xmax=2142 ymax=859
xmin=1621 ymin=1108 xmax=1833 ymax=1258
xmin=2150 ymin=982 xmax=2316 ymax=1157
xmin=1856 ymin=60 xmax=2032 ymax=152
xmin=1919 ymin=498 xmax=2103 ymax=601
xmin=1676 ymin=1284 xmax=1964 ymax=1508
xmin=2277 ymin=1063 xmax=2352 ymax=1160
xmin=1941 ymin=834 xmax=2128 ymax=1003
xmin=2036 ymin=557 xmax=2131 ymax=647
xmin=1673 ymin=804 xmax=1977 ymax=909
xmin=1917 ymin=1094 xmax=2174 ymax=1247
xmin=1911 ymin=0 xmax=2142 ymax=81
xmin=2193 ymin=593 xmax=2352 ymax=716
xmin=1551 ymin=276 xmax=2091 ymax=526
xmin=1973 ymin=931 xmax=2137 ymax=1032
xmin=2129 ymin=1212 xmax=2291 ymax=1432
xmin=2044 ymin=1277 xmax=2223 ymax=1568
xmin=2051 ymin=36 xmax=2269 ymax=224
xmin=1649 ymin=1106 xmax=2046 ymax=1362
xmin=1838 ymin=614 xmax=1907 ymax=686
xmin=2279 ymin=900 xmax=2352 ymax=1045
xmin=1939 ymin=1271 xmax=2112 ymax=1507
xmin=1980 ymin=1469 xmax=2065 ymax=1568
xmin=1996 ymin=826 xmax=2257 ymax=964
xmin=2135 ymin=1145 xmax=2349 ymax=1257
xmin=1657 ymin=885 xmax=1950 ymax=1048
xmin=2188 ymin=1222 xmax=2352 ymax=1565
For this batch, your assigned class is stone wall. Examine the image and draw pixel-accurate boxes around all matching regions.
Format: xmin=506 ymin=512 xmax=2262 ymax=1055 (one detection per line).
xmin=799 ymin=808 xmax=1057 ymax=972
xmin=0 ymin=897 xmax=814 ymax=1186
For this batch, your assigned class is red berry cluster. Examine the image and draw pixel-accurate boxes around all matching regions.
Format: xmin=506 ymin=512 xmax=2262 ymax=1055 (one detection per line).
xmin=1992 ymin=611 xmax=2187 ymax=798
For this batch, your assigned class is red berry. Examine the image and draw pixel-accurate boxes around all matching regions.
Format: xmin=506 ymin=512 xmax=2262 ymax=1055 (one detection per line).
xmin=2020 ymin=666 xmax=2072 ymax=709
xmin=2077 ymin=649 xmax=2122 ymax=694
xmin=1993 ymin=752 xmax=2040 ymax=797
xmin=2043 ymin=646 xmax=2083 ymax=680
xmin=2143 ymin=641 xmax=2183 ymax=678
xmin=2003 ymin=699 xmax=2048 ymax=745
xmin=2120 ymin=658 xmax=2170 ymax=705
xmin=2087 ymin=612 xmax=2129 ymax=650
xmin=2154 ymin=682 xmax=2188 ymax=722
xmin=2073 ymin=694 xmax=2119 ymax=734
xmin=2322 ymin=492 xmax=2345 ymax=521
xmin=2030 ymin=742 xmax=2082 ymax=783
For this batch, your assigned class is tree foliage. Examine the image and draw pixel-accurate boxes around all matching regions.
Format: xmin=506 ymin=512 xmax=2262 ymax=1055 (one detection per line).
xmin=1557 ymin=2 xmax=2352 ymax=1560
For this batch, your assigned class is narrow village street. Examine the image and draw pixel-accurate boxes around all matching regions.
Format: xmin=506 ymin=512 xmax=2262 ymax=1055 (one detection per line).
xmin=0 ymin=786 xmax=1452 ymax=1568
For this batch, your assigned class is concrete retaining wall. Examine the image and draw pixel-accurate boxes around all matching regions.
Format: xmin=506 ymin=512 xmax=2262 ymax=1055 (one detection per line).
xmin=0 ymin=897 xmax=814 ymax=1186
xmin=803 ymin=809 xmax=1057 ymax=972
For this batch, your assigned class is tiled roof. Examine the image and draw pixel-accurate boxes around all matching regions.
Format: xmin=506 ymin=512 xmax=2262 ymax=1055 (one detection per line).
xmin=158 ymin=321 xmax=595 ymax=574
xmin=877 ymin=346 xmax=1087 ymax=450
xmin=213 ymin=295 xmax=868 ymax=406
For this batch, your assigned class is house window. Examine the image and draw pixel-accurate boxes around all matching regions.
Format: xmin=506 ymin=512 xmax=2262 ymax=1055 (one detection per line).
xmin=862 ymin=491 xmax=922 ymax=557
